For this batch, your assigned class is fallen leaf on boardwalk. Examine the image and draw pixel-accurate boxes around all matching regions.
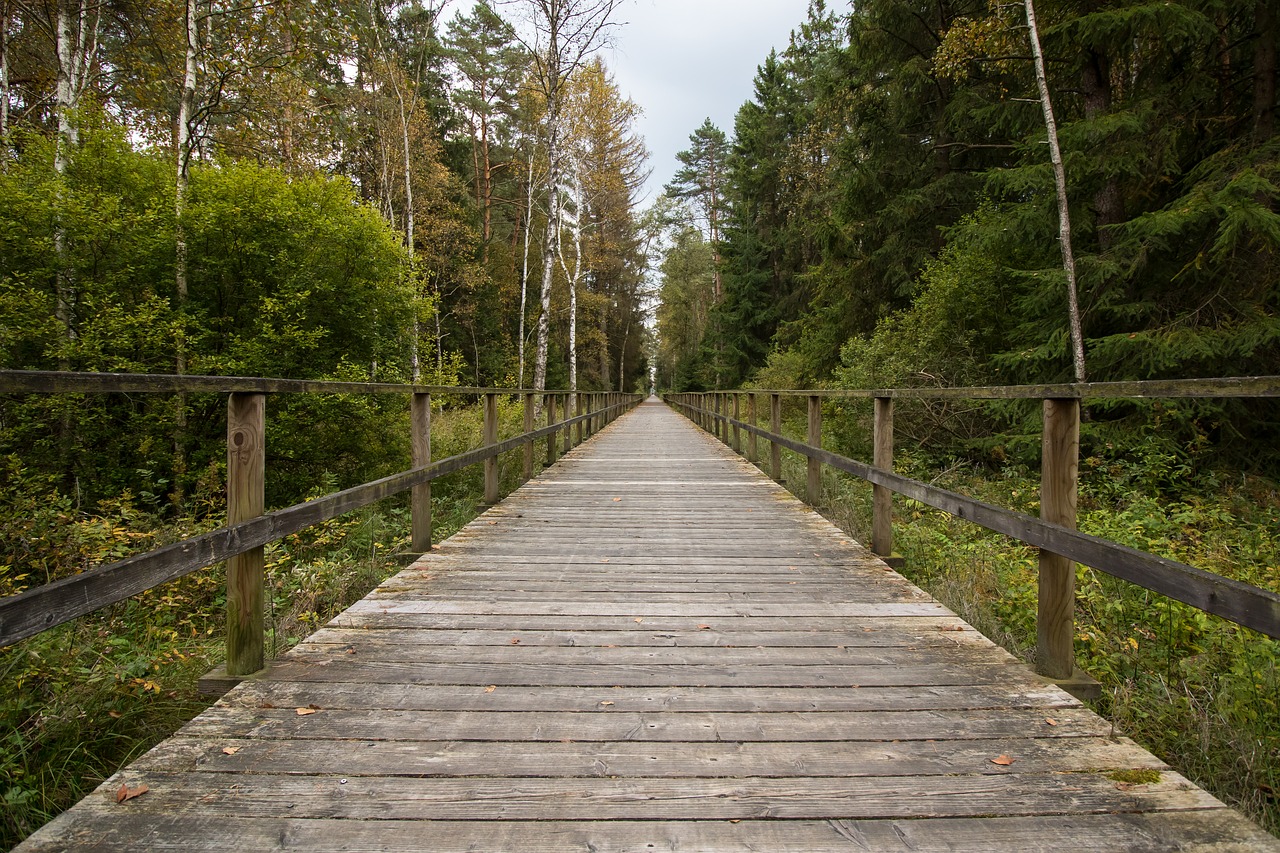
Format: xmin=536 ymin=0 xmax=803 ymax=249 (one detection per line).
xmin=599 ymin=701 xmax=615 ymax=707
xmin=115 ymin=783 xmax=148 ymax=803
xmin=488 ymin=521 xmax=497 ymax=525
xmin=510 ymin=638 xmax=521 ymax=645
xmin=260 ymin=702 xmax=277 ymax=709
xmin=613 ymin=497 xmax=623 ymax=502
xmin=991 ymin=755 xmax=1015 ymax=766
xmin=601 ymin=559 xmax=610 ymax=563
xmin=484 ymin=686 xmax=497 ymax=693
xmin=1045 ymin=718 xmax=1058 ymax=726
xmin=633 ymin=618 xmax=643 ymax=623
xmin=222 ymin=746 xmax=241 ymax=755
xmin=939 ymin=625 xmax=965 ymax=632
xmin=698 ymin=624 xmax=711 ymax=631
xmin=295 ymin=707 xmax=318 ymax=716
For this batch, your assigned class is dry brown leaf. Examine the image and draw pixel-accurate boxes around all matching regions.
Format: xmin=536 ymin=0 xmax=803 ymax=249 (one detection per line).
xmin=612 ymin=497 xmax=623 ymax=502
xmin=115 ymin=783 xmax=149 ymax=804
xmin=599 ymin=701 xmax=615 ymax=707
xmin=484 ymin=685 xmax=497 ymax=694
xmin=1045 ymin=718 xmax=1058 ymax=726
xmin=108 ymin=710 xmax=122 ymax=719
xmin=633 ymin=618 xmax=643 ymax=623
xmin=601 ymin=558 xmax=610 ymax=563
xmin=698 ymin=624 xmax=711 ymax=631
xmin=222 ymin=746 xmax=241 ymax=756
xmin=509 ymin=638 xmax=521 ymax=645
xmin=939 ymin=625 xmax=965 ymax=632
xmin=991 ymin=754 xmax=1015 ymax=766
xmin=295 ymin=707 xmax=318 ymax=716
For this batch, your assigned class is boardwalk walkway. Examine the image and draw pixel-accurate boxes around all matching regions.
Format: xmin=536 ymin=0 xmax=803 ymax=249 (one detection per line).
xmin=19 ymin=400 xmax=1279 ymax=851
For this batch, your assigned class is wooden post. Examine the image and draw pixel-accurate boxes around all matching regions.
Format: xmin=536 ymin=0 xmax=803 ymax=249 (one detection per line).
xmin=1037 ymin=397 xmax=1080 ymax=680
xmin=411 ymin=392 xmax=432 ymax=552
xmin=545 ymin=394 xmax=558 ymax=466
xmin=575 ymin=393 xmax=584 ymax=445
xmin=807 ymin=395 xmax=822 ymax=506
xmin=714 ymin=394 xmax=723 ymax=442
xmin=747 ymin=393 xmax=758 ymax=464
xmin=483 ymin=393 xmax=499 ymax=506
xmin=226 ymin=392 xmax=265 ymax=677
xmin=563 ymin=395 xmax=573 ymax=454
xmin=770 ymin=393 xmax=782 ymax=481
xmin=873 ymin=397 xmax=894 ymax=558
xmin=731 ymin=393 xmax=741 ymax=454
xmin=522 ymin=393 xmax=535 ymax=483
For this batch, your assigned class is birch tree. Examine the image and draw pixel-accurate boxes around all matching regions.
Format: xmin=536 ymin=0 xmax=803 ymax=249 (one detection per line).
xmin=1023 ymin=0 xmax=1085 ymax=383
xmin=503 ymin=0 xmax=624 ymax=398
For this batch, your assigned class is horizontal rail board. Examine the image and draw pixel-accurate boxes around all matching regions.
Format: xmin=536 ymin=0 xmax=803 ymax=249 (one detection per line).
xmin=668 ymin=399 xmax=1280 ymax=640
xmin=0 ymin=401 xmax=636 ymax=648
xmin=706 ymin=376 xmax=1280 ymax=400
xmin=0 ymin=370 xmax=620 ymax=397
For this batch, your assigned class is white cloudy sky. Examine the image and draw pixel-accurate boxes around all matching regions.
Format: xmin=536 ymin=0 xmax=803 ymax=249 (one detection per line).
xmin=603 ymin=0 xmax=814 ymax=204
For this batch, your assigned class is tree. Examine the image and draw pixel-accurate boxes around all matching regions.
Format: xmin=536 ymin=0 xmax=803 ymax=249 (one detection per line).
xmin=446 ymin=0 xmax=526 ymax=266
xmin=502 ymin=0 xmax=624 ymax=400
xmin=665 ymin=118 xmax=728 ymax=301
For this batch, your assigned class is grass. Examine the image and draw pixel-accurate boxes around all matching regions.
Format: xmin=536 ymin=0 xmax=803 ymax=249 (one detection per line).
xmin=0 ymin=394 xmax=548 ymax=848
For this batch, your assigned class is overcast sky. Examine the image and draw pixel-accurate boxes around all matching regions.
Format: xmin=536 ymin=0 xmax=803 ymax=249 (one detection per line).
xmin=602 ymin=0 xmax=814 ymax=205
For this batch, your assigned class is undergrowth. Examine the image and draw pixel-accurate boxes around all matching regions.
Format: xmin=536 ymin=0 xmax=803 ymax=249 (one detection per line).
xmin=762 ymin=404 xmax=1280 ymax=838
xmin=0 ymin=395 xmax=539 ymax=848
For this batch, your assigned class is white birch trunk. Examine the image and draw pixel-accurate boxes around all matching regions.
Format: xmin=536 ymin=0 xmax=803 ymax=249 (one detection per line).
xmin=533 ymin=115 xmax=560 ymax=394
xmin=518 ymin=149 xmax=534 ymax=387
xmin=1025 ymin=0 xmax=1087 ymax=383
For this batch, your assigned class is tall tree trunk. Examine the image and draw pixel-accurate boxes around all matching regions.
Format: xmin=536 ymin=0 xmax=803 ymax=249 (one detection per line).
xmin=559 ymin=164 xmax=583 ymax=398
xmin=1255 ymin=0 xmax=1276 ymax=141
xmin=518 ymin=150 xmax=533 ymax=387
xmin=533 ymin=115 xmax=560 ymax=395
xmin=1 ymin=0 xmax=11 ymax=163
xmin=1025 ymin=0 xmax=1086 ymax=383
xmin=172 ymin=0 xmax=199 ymax=507
xmin=1081 ymin=42 xmax=1123 ymax=249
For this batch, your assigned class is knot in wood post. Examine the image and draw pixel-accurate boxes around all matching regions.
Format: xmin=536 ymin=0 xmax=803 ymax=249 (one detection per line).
xmin=226 ymin=392 xmax=265 ymax=678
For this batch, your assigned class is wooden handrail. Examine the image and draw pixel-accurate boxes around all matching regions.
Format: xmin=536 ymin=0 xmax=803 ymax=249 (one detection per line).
xmin=0 ymin=369 xmax=605 ymax=397
xmin=0 ymin=394 xmax=641 ymax=652
xmin=665 ymin=394 xmax=1280 ymax=651
xmin=739 ymin=376 xmax=1280 ymax=400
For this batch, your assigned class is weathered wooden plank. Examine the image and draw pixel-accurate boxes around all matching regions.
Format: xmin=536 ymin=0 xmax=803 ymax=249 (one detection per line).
xmin=245 ymin=658 xmax=1034 ymax=688
xmin=175 ymin=704 xmax=1113 ymax=743
xmin=136 ymin=736 xmax=1164 ymax=778
xmin=20 ymin=812 xmax=1280 ymax=853
xmin=25 ymin=770 xmax=1230 ymax=822
xmin=215 ymin=682 xmax=1082 ymax=713
xmin=342 ymin=600 xmax=949 ymax=617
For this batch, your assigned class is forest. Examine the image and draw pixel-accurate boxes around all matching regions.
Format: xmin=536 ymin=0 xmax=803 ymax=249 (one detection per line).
xmin=2 ymin=0 xmax=1280 ymax=843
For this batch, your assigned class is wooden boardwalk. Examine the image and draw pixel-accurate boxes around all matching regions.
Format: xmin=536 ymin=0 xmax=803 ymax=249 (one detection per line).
xmin=19 ymin=400 xmax=1278 ymax=851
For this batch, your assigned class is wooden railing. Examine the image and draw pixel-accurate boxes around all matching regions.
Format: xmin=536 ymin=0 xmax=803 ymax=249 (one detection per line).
xmin=0 ymin=371 xmax=642 ymax=679
xmin=666 ymin=379 xmax=1280 ymax=691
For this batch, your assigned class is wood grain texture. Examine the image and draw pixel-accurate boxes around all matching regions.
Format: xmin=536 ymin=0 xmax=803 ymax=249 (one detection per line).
xmin=16 ymin=399 xmax=1277 ymax=851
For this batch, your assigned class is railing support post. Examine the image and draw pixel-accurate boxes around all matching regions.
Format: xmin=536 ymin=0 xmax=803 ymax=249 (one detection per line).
xmin=411 ymin=392 xmax=432 ymax=552
xmin=873 ymin=396 xmax=894 ymax=558
xmin=1037 ymin=397 xmax=1080 ymax=681
xmin=522 ymin=392 xmax=535 ymax=483
xmin=564 ymin=395 xmax=573 ymax=454
xmin=545 ymin=394 xmax=558 ymax=466
xmin=226 ymin=392 xmax=266 ymax=677
xmin=732 ymin=393 xmax=741 ymax=453
xmin=483 ymin=392 xmax=499 ymax=506
xmin=747 ymin=393 xmax=758 ymax=464
xmin=807 ymin=395 xmax=822 ymax=505
xmin=770 ymin=393 xmax=782 ymax=481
